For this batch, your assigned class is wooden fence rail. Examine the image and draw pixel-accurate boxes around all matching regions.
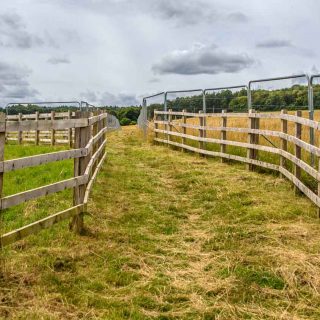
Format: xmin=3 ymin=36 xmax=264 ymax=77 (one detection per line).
xmin=5 ymin=111 xmax=75 ymax=146
xmin=154 ymin=110 xmax=320 ymax=211
xmin=0 ymin=111 xmax=119 ymax=247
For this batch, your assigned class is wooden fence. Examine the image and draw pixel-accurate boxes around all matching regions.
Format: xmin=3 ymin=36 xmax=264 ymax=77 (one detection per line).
xmin=5 ymin=111 xmax=75 ymax=146
xmin=0 ymin=111 xmax=118 ymax=247
xmin=154 ymin=109 xmax=320 ymax=211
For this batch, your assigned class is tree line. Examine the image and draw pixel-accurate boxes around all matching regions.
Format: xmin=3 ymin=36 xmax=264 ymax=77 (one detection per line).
xmin=3 ymin=104 xmax=142 ymax=127
xmin=3 ymin=84 xmax=320 ymax=126
xmin=154 ymin=84 xmax=320 ymax=114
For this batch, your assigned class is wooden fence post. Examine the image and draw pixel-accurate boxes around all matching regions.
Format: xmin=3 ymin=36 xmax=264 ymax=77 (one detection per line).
xmin=221 ymin=109 xmax=227 ymax=162
xmin=35 ymin=111 xmax=40 ymax=145
xmin=100 ymin=111 xmax=104 ymax=160
xmin=68 ymin=110 xmax=73 ymax=148
xmin=70 ymin=111 xmax=91 ymax=234
xmin=198 ymin=110 xmax=205 ymax=153
xmin=18 ymin=113 xmax=22 ymax=145
xmin=154 ymin=112 xmax=159 ymax=140
xmin=247 ymin=109 xmax=257 ymax=171
xmin=294 ymin=110 xmax=302 ymax=195
xmin=168 ymin=109 xmax=172 ymax=143
xmin=0 ymin=113 xmax=5 ymax=271
xmin=254 ymin=113 xmax=260 ymax=161
xmin=280 ymin=109 xmax=287 ymax=178
xmin=51 ymin=111 xmax=55 ymax=146
xmin=92 ymin=111 xmax=98 ymax=161
xmin=182 ymin=109 xmax=186 ymax=151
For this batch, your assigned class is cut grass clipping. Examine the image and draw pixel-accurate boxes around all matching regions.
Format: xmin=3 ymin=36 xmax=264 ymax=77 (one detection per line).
xmin=1 ymin=126 xmax=320 ymax=319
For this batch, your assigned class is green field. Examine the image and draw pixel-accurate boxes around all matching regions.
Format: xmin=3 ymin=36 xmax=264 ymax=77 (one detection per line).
xmin=1 ymin=127 xmax=320 ymax=319
xmin=2 ymin=144 xmax=73 ymax=234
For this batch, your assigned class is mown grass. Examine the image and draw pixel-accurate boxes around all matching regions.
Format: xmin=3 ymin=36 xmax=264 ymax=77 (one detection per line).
xmin=1 ymin=127 xmax=320 ymax=319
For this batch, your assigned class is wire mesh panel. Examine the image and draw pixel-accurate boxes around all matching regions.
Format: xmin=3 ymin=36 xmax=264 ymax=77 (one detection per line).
xmin=248 ymin=75 xmax=310 ymax=112
xmin=106 ymin=114 xmax=121 ymax=131
xmin=166 ymin=90 xmax=204 ymax=113
xmin=311 ymin=75 xmax=320 ymax=112
xmin=138 ymin=92 xmax=164 ymax=132
xmin=204 ymin=86 xmax=248 ymax=113
xmin=5 ymin=101 xmax=81 ymax=115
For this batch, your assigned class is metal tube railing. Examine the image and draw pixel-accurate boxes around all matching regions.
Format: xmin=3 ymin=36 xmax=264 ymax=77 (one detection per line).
xmin=165 ymin=89 xmax=205 ymax=112
xmin=5 ymin=101 xmax=82 ymax=114
xmin=204 ymin=85 xmax=247 ymax=113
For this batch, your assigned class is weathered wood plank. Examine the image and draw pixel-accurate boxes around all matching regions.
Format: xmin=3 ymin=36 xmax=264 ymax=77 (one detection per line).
xmin=155 ymin=129 xmax=319 ymax=180
xmin=71 ymin=111 xmax=91 ymax=234
xmin=84 ymin=152 xmax=107 ymax=204
xmin=6 ymin=118 xmax=89 ymax=132
xmin=1 ymin=175 xmax=88 ymax=210
xmin=154 ymin=138 xmax=279 ymax=171
xmin=155 ymin=111 xmax=319 ymax=129
xmin=2 ymin=148 xmax=87 ymax=172
xmin=155 ymin=122 xmax=320 ymax=156
xmin=221 ymin=110 xmax=227 ymax=163
xmin=51 ymin=111 xmax=56 ymax=146
xmin=294 ymin=111 xmax=302 ymax=194
xmin=84 ymin=140 xmax=107 ymax=177
xmin=279 ymin=167 xmax=320 ymax=207
xmin=0 ymin=204 xmax=84 ymax=247
xmin=88 ymin=113 xmax=108 ymax=126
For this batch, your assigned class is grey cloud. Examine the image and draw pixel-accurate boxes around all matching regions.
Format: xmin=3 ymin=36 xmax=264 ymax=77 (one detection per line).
xmin=54 ymin=0 xmax=248 ymax=26
xmin=47 ymin=57 xmax=71 ymax=65
xmin=80 ymin=90 xmax=98 ymax=103
xmin=152 ymin=44 xmax=255 ymax=75
xmin=227 ymin=12 xmax=248 ymax=23
xmin=149 ymin=78 xmax=161 ymax=83
xmin=256 ymin=39 xmax=293 ymax=48
xmin=80 ymin=90 xmax=139 ymax=106
xmin=311 ymin=65 xmax=319 ymax=74
xmin=151 ymin=0 xmax=216 ymax=26
xmin=0 ymin=12 xmax=45 ymax=48
xmin=148 ymin=0 xmax=249 ymax=26
xmin=0 ymin=61 xmax=38 ymax=104
xmin=5 ymin=86 xmax=38 ymax=99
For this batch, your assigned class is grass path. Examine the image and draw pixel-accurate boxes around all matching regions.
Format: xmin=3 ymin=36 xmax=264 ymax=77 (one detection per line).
xmin=1 ymin=126 xmax=320 ymax=319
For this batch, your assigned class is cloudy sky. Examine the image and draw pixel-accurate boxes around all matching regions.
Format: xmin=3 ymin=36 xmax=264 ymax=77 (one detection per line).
xmin=0 ymin=0 xmax=319 ymax=106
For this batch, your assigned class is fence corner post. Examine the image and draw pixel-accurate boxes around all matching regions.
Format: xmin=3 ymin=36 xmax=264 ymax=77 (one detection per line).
xmin=70 ymin=111 xmax=91 ymax=234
